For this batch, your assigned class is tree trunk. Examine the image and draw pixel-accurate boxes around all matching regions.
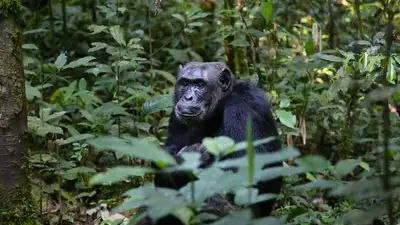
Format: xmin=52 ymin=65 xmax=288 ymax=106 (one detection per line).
xmin=0 ymin=1 xmax=39 ymax=224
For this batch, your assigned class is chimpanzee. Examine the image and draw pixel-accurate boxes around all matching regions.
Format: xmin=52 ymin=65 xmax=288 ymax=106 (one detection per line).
xmin=139 ymin=62 xmax=282 ymax=225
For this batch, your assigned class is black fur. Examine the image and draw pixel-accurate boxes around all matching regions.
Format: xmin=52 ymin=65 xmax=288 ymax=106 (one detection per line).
xmin=140 ymin=63 xmax=282 ymax=225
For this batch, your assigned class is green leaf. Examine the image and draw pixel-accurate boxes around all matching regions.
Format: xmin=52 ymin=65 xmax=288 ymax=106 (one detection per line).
xmin=85 ymin=64 xmax=113 ymax=76
xmin=188 ymin=22 xmax=204 ymax=27
xmin=36 ymin=124 xmax=64 ymax=137
xmin=87 ymin=136 xmax=177 ymax=164
xmin=63 ymin=56 xmax=96 ymax=70
xmin=316 ymin=53 xmax=344 ymax=63
xmin=295 ymin=155 xmax=331 ymax=172
xmin=386 ymin=57 xmax=396 ymax=84
xmin=55 ymin=133 xmax=95 ymax=146
xmin=203 ymin=136 xmax=235 ymax=155
xmin=305 ymin=40 xmax=314 ymax=56
xmin=80 ymin=109 xmax=95 ymax=123
xmin=88 ymin=42 xmax=109 ymax=53
xmin=275 ymin=109 xmax=296 ymax=129
xmin=172 ymin=13 xmax=185 ymax=22
xmin=89 ymin=166 xmax=154 ymax=185
xmin=25 ymin=81 xmax=42 ymax=101
xmin=260 ymin=1 xmax=273 ymax=24
xmin=143 ymin=94 xmax=173 ymax=114
xmin=189 ymin=12 xmax=210 ymax=20
xmin=109 ymin=25 xmax=126 ymax=46
xmin=22 ymin=43 xmax=39 ymax=50
xmin=229 ymin=39 xmax=250 ymax=47
xmin=334 ymin=158 xmax=361 ymax=177
xmin=359 ymin=161 xmax=370 ymax=171
xmin=64 ymin=80 xmax=77 ymax=101
xmin=55 ymin=52 xmax=67 ymax=70
xmin=87 ymin=24 xmax=108 ymax=34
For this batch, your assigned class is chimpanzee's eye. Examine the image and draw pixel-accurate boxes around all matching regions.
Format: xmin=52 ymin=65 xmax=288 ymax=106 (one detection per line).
xmin=181 ymin=80 xmax=189 ymax=87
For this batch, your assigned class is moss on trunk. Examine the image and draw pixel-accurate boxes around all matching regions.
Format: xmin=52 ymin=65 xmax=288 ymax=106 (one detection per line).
xmin=0 ymin=1 xmax=40 ymax=224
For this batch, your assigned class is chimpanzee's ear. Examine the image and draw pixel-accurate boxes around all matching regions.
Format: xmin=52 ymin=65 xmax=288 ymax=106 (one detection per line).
xmin=219 ymin=68 xmax=232 ymax=91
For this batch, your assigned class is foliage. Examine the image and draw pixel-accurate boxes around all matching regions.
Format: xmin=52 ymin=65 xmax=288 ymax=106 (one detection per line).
xmin=19 ymin=0 xmax=400 ymax=224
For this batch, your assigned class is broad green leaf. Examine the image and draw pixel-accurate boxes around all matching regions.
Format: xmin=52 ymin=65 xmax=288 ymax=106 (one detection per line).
xmin=279 ymin=99 xmax=290 ymax=108
xmin=64 ymin=80 xmax=77 ymax=101
xmin=36 ymin=124 xmax=64 ymax=137
xmin=45 ymin=111 xmax=66 ymax=122
xmin=22 ymin=43 xmax=39 ymax=50
xmin=260 ymin=1 xmax=273 ymax=24
xmin=188 ymin=22 xmax=204 ymax=27
xmin=89 ymin=166 xmax=154 ymax=185
xmin=25 ymin=81 xmax=42 ymax=101
xmin=359 ymin=161 xmax=370 ymax=171
xmin=230 ymin=39 xmax=250 ymax=47
xmin=295 ymin=155 xmax=331 ymax=172
xmin=203 ymin=136 xmax=235 ymax=155
xmin=78 ymin=78 xmax=87 ymax=91
xmin=88 ymin=136 xmax=176 ymax=164
xmin=109 ymin=25 xmax=126 ymax=46
xmin=275 ymin=109 xmax=296 ymax=129
xmin=234 ymin=188 xmax=258 ymax=205
xmin=143 ymin=94 xmax=173 ymax=114
xmin=217 ymin=147 xmax=300 ymax=170
xmin=85 ymin=64 xmax=113 ymax=76
xmin=305 ymin=40 xmax=314 ymax=56
xmin=88 ymin=42 xmax=109 ymax=53
xmin=386 ymin=57 xmax=396 ymax=84
xmin=334 ymin=158 xmax=362 ymax=177
xmin=30 ymin=153 xmax=57 ymax=163
xmin=80 ymin=110 xmax=95 ymax=123
xmin=87 ymin=24 xmax=108 ymax=34
xmin=55 ymin=52 xmax=67 ymax=70
xmin=55 ymin=133 xmax=95 ymax=146
xmin=189 ymin=12 xmax=210 ymax=20
xmin=316 ymin=53 xmax=344 ymax=63
xmin=172 ymin=14 xmax=185 ymax=22
xmin=63 ymin=56 xmax=96 ymax=70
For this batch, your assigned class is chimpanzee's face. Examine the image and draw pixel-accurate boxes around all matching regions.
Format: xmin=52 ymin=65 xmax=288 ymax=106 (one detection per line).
xmin=173 ymin=62 xmax=233 ymax=123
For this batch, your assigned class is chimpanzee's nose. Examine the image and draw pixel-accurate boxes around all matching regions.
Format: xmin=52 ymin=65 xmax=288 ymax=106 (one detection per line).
xmin=177 ymin=105 xmax=200 ymax=116
xmin=184 ymin=95 xmax=193 ymax=101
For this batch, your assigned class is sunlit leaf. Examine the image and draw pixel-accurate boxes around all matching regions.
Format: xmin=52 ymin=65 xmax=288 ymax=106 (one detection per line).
xmin=109 ymin=25 xmax=126 ymax=46
xmin=334 ymin=158 xmax=362 ymax=177
xmin=88 ymin=136 xmax=177 ymax=164
xmin=87 ymin=24 xmax=108 ymax=34
xmin=22 ymin=43 xmax=39 ymax=50
xmin=55 ymin=52 xmax=67 ymax=70
xmin=260 ymin=1 xmax=273 ymax=24
xmin=386 ymin=57 xmax=396 ymax=84
xmin=63 ymin=56 xmax=96 ymax=70
xmin=143 ymin=94 xmax=173 ymax=114
xmin=172 ymin=13 xmax=185 ymax=22
xmin=275 ymin=109 xmax=296 ymax=129
xmin=89 ymin=166 xmax=154 ymax=185
xmin=55 ymin=133 xmax=95 ymax=146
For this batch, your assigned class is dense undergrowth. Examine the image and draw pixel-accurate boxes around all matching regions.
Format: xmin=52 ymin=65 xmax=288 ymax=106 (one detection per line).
xmin=20 ymin=0 xmax=400 ymax=224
